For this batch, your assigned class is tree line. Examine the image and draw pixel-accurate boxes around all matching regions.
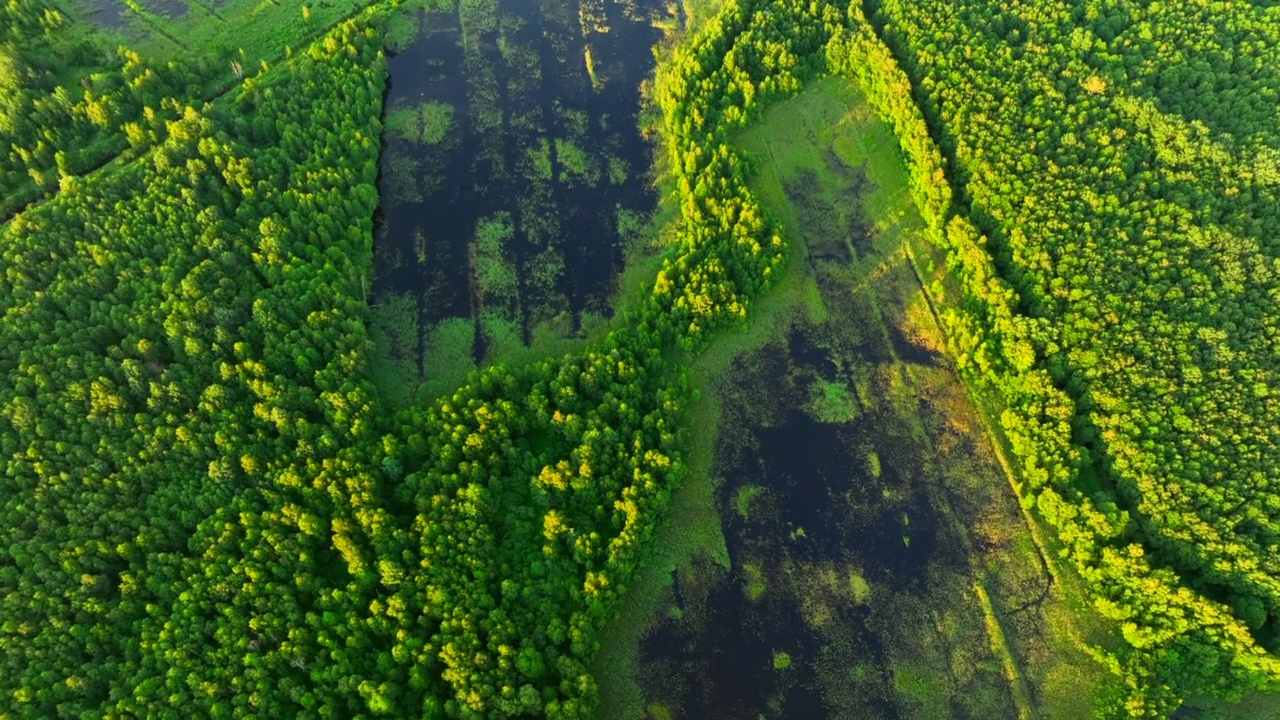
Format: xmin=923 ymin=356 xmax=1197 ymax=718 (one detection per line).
xmin=828 ymin=0 xmax=1280 ymax=715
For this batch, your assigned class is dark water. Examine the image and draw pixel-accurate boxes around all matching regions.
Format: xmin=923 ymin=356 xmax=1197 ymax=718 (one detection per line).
xmin=143 ymin=0 xmax=188 ymax=18
xmin=629 ymin=141 xmax=1024 ymax=716
xmin=372 ymin=0 xmax=662 ymax=368
xmin=637 ymin=305 xmax=963 ymax=718
xmin=85 ymin=0 xmax=127 ymax=28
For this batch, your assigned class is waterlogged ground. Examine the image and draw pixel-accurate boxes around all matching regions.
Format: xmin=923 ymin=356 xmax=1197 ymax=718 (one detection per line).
xmin=368 ymin=0 xmax=665 ymax=405
xmin=596 ymin=78 xmax=1113 ymax=720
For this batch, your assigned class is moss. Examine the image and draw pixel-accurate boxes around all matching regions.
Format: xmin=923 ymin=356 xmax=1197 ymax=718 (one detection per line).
xmin=733 ymin=485 xmax=762 ymax=519
xmin=772 ymin=651 xmax=792 ymax=670
xmin=742 ymin=562 xmax=766 ymax=601
xmin=386 ymin=101 xmax=455 ymax=145
xmin=807 ymin=379 xmax=858 ymax=424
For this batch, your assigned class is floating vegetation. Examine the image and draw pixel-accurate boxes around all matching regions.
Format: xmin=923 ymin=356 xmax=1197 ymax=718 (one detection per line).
xmin=525 ymin=137 xmax=554 ymax=180
xmin=806 ymin=378 xmax=859 ymax=424
xmin=743 ymin=561 xmax=767 ymax=601
xmin=471 ymin=211 xmax=518 ymax=309
xmin=386 ymin=100 xmax=456 ymax=145
xmin=734 ymin=484 xmax=763 ymax=519
xmin=772 ymin=651 xmax=792 ymax=670
xmin=556 ymin=137 xmax=600 ymax=185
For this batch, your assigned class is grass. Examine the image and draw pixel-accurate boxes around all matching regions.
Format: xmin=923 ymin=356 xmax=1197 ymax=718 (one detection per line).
xmin=386 ymin=100 xmax=455 ymax=145
xmin=74 ymin=0 xmax=379 ymax=66
xmin=806 ymin=379 xmax=859 ymax=423
xmin=368 ymin=292 xmax=420 ymax=406
xmin=419 ymin=317 xmax=477 ymax=400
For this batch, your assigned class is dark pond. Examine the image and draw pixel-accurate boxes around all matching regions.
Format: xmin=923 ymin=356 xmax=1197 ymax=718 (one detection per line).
xmin=635 ymin=304 xmax=968 ymax=719
xmin=84 ymin=0 xmax=128 ymax=28
xmin=371 ymin=0 xmax=663 ymax=381
xmin=142 ymin=0 xmax=188 ymax=19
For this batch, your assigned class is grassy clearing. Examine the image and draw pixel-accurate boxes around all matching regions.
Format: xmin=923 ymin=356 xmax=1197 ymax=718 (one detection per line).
xmin=368 ymin=292 xmax=421 ymax=407
xmin=419 ymin=316 xmax=477 ymax=399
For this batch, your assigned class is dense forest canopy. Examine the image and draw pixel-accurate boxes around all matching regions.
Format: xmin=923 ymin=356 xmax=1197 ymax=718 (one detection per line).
xmin=843 ymin=0 xmax=1280 ymax=714
xmin=2 ymin=0 xmax=1280 ymax=717
xmin=0 ymin=0 xmax=822 ymax=715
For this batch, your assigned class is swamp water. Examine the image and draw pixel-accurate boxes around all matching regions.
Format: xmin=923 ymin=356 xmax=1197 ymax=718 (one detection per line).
xmin=600 ymin=79 xmax=1108 ymax=719
xmin=370 ymin=0 xmax=664 ymax=404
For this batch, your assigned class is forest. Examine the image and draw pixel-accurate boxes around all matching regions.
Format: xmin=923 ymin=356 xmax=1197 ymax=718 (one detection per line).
xmin=1 ymin=0 xmax=1279 ymax=718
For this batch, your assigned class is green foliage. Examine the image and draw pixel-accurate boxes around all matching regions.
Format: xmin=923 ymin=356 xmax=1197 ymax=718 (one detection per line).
xmin=370 ymin=292 xmax=421 ymax=404
xmin=420 ymin=316 xmax=478 ymax=399
xmin=0 ymin=1 xmax=218 ymax=219
xmin=806 ymin=379 xmax=858 ymax=424
xmin=386 ymin=99 xmax=455 ymax=145
xmin=772 ymin=651 xmax=792 ymax=670
xmin=0 ymin=18 xmax=389 ymax=716
xmin=829 ymin=2 xmax=1280 ymax=713
xmin=382 ymin=7 xmax=421 ymax=51
xmin=555 ymin=138 xmax=600 ymax=186
xmin=2 ymin=0 xmax=833 ymax=712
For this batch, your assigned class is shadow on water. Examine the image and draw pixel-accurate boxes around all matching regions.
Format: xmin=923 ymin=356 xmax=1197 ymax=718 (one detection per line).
xmin=142 ymin=0 xmax=187 ymax=19
xmin=84 ymin=0 xmax=128 ymax=28
xmin=371 ymin=0 xmax=663 ymax=377
xmin=637 ymin=308 xmax=960 ymax=717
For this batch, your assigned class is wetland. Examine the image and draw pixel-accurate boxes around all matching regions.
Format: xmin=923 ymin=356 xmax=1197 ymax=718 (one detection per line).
xmin=365 ymin=5 xmax=1113 ymax=719
xmin=594 ymin=78 xmax=1111 ymax=720
xmin=369 ymin=0 xmax=664 ymax=405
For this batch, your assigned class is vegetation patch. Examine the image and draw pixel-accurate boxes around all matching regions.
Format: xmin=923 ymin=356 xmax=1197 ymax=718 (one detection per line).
xmin=806 ymin=378 xmax=858 ymax=424
xmin=386 ymin=99 xmax=455 ymax=145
